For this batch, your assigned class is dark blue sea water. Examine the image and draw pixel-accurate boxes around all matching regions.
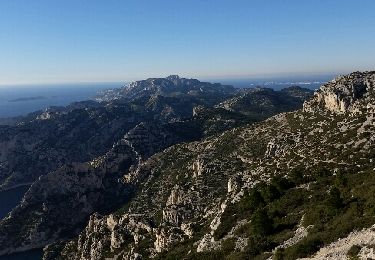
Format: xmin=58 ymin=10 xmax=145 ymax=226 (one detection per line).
xmin=0 ymin=83 xmax=122 ymax=118
xmin=0 ymin=186 xmax=30 ymax=219
xmin=0 ymin=186 xmax=44 ymax=260
xmin=0 ymin=249 xmax=43 ymax=260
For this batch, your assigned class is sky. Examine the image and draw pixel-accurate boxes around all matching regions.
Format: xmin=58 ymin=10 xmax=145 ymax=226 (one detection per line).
xmin=0 ymin=0 xmax=375 ymax=85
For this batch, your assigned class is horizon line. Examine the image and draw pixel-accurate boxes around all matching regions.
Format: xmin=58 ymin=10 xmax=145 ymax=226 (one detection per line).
xmin=0 ymin=70 xmax=357 ymax=87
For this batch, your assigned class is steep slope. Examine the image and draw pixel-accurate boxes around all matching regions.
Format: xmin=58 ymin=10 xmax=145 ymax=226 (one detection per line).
xmin=0 ymin=76 xmax=310 ymax=191
xmin=0 ymin=83 xmax=208 ymax=190
xmin=303 ymin=71 xmax=375 ymax=113
xmin=51 ymin=71 xmax=375 ymax=259
xmin=0 ymin=76 xmax=313 ymax=258
xmin=97 ymin=75 xmax=237 ymax=122
xmin=0 ymin=122 xmax=187 ymax=256
xmin=0 ymin=76 xmax=235 ymax=191
xmin=217 ymin=86 xmax=313 ymax=120
xmin=0 ymin=102 xmax=143 ymax=191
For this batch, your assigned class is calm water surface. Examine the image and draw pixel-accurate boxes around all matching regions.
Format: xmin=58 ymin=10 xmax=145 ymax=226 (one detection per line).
xmin=0 ymin=186 xmax=43 ymax=260
xmin=0 ymin=185 xmax=30 ymax=219
xmin=0 ymin=83 xmax=122 ymax=118
xmin=0 ymin=249 xmax=43 ymax=260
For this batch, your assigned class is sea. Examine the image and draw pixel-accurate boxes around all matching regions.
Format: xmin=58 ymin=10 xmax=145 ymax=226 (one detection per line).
xmin=211 ymin=74 xmax=334 ymax=90
xmin=0 ymin=83 xmax=123 ymax=119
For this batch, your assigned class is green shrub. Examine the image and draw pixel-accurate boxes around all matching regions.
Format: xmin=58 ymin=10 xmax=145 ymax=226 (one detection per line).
xmin=251 ymin=208 xmax=274 ymax=236
xmin=239 ymin=189 xmax=265 ymax=213
xmin=334 ymin=171 xmax=348 ymax=188
xmin=214 ymin=204 xmax=238 ymax=239
xmin=326 ymin=187 xmax=343 ymax=209
xmin=303 ymin=204 xmax=337 ymax=227
xmin=221 ymin=238 xmax=236 ymax=254
xmin=273 ymin=248 xmax=285 ymax=260
xmin=271 ymin=176 xmax=295 ymax=192
xmin=243 ymin=235 xmax=273 ymax=257
xmin=283 ymin=235 xmax=323 ymax=259
xmin=347 ymin=245 xmax=361 ymax=259
xmin=259 ymin=184 xmax=281 ymax=203
xmin=289 ymin=167 xmax=305 ymax=185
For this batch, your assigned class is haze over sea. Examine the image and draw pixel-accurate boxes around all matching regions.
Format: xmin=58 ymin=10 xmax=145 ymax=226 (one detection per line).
xmin=0 ymin=75 xmax=333 ymax=119
xmin=0 ymin=83 xmax=121 ymax=118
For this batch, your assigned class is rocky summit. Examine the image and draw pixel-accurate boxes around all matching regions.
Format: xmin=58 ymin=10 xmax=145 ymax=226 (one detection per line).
xmin=303 ymin=71 xmax=375 ymax=113
xmin=1 ymin=72 xmax=375 ymax=260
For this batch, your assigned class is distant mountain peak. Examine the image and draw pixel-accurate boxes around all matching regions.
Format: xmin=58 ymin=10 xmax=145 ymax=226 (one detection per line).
xmin=166 ymin=75 xmax=181 ymax=81
xmin=96 ymin=76 xmax=235 ymax=103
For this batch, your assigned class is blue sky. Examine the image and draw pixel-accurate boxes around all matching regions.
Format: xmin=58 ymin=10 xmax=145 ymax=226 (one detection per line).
xmin=0 ymin=0 xmax=374 ymax=85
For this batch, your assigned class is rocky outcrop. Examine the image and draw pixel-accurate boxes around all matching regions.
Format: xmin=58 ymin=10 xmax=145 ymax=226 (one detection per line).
xmin=303 ymin=71 xmax=375 ymax=113
xmin=50 ymin=71 xmax=375 ymax=259
xmin=0 ymin=122 xmax=187 ymax=256
xmin=56 ymin=213 xmax=154 ymax=260
xmin=0 ymin=141 xmax=136 ymax=256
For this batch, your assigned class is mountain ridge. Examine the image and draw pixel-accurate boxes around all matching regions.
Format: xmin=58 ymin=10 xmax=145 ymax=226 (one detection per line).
xmin=44 ymin=71 xmax=375 ymax=260
xmin=7 ymin=73 xmax=374 ymax=259
xmin=0 ymin=76 xmax=312 ymax=191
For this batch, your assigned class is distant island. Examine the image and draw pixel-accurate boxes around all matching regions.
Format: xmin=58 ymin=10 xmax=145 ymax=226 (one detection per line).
xmin=8 ymin=96 xmax=47 ymax=102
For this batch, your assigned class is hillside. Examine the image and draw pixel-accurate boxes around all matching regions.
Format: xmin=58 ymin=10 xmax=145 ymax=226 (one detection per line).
xmin=44 ymin=71 xmax=375 ymax=259
xmin=0 ymin=76 xmax=312 ymax=258
xmin=217 ymin=86 xmax=312 ymax=120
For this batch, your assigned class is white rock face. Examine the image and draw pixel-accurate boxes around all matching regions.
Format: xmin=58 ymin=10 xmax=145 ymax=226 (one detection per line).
xmin=166 ymin=185 xmax=184 ymax=206
xmin=196 ymin=234 xmax=220 ymax=252
xmin=181 ymin=223 xmax=194 ymax=238
xmin=154 ymin=229 xmax=170 ymax=253
xmin=154 ymin=227 xmax=185 ymax=253
xmin=192 ymin=158 xmax=204 ymax=177
xmin=227 ymin=177 xmax=236 ymax=193
xmin=303 ymin=71 xmax=375 ymax=113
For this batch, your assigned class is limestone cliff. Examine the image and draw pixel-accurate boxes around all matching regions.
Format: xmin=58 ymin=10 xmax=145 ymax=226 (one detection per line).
xmin=48 ymin=72 xmax=375 ymax=259
xmin=0 ymin=122 xmax=185 ymax=256
xmin=303 ymin=71 xmax=375 ymax=113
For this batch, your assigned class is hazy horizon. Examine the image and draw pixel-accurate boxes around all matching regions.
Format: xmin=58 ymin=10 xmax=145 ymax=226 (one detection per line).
xmin=1 ymin=0 xmax=374 ymax=85
xmin=0 ymin=72 xmax=337 ymax=89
